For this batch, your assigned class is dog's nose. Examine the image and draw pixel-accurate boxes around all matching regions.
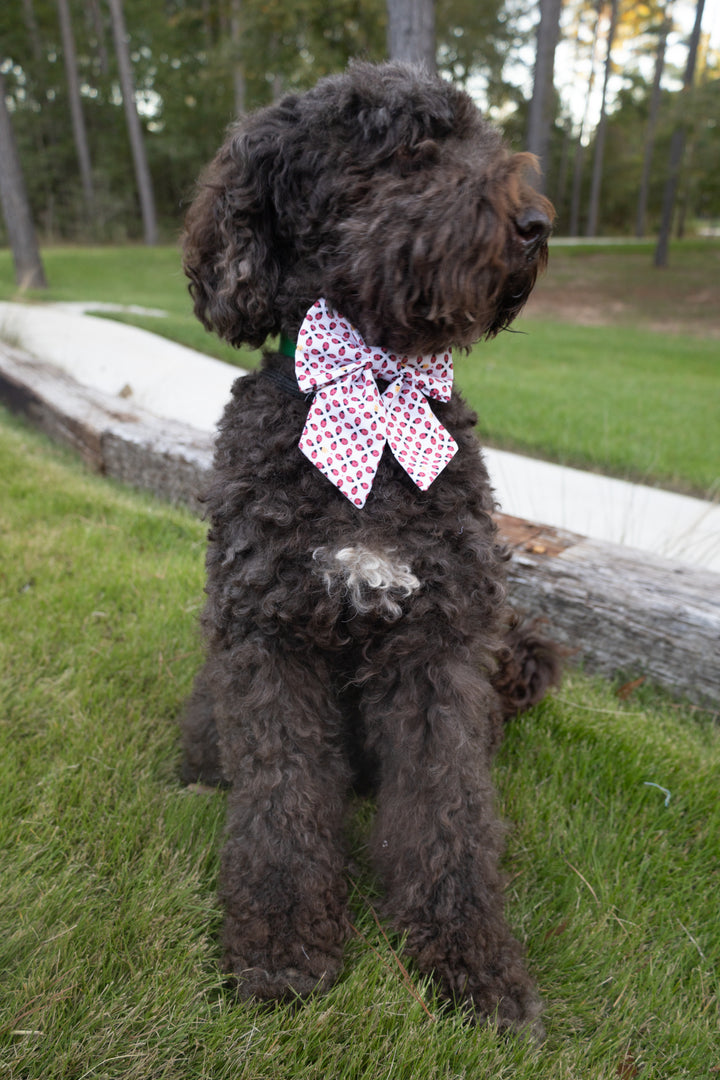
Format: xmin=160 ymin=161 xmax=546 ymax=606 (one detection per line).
xmin=515 ymin=208 xmax=552 ymax=257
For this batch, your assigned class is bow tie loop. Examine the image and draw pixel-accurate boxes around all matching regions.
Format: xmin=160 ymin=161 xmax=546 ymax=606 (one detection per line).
xmin=295 ymin=299 xmax=457 ymax=508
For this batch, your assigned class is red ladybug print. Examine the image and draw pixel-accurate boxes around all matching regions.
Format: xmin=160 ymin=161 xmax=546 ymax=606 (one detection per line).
xmin=295 ymin=298 xmax=458 ymax=507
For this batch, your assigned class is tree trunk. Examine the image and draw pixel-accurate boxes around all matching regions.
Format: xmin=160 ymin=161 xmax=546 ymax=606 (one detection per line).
xmin=526 ymin=0 xmax=563 ymax=190
xmin=21 ymin=0 xmax=58 ymax=235
xmin=654 ymin=0 xmax=705 ymax=267
xmin=675 ymin=136 xmax=696 ymax=238
xmin=201 ymin=0 xmax=213 ymax=40
xmin=635 ymin=8 xmax=671 ymax=237
xmin=553 ymin=118 xmax=573 ymax=212
xmin=568 ymin=2 xmax=601 ymax=236
xmin=585 ymin=0 xmax=619 ymax=237
xmin=386 ymin=0 xmax=436 ymax=72
xmin=56 ymin=0 xmax=96 ymax=218
xmin=88 ymin=0 xmax=110 ymax=76
xmin=230 ymin=0 xmax=246 ymax=116
xmin=21 ymin=0 xmax=44 ymax=62
xmin=107 ymin=0 xmax=158 ymax=245
xmin=0 ymin=70 xmax=48 ymax=289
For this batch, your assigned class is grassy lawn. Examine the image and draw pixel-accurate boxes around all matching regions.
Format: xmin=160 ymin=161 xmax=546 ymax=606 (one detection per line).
xmin=460 ymin=322 xmax=718 ymax=495
xmin=1 ymin=242 xmax=718 ymax=496
xmin=1 ymin=408 xmax=719 ymax=1079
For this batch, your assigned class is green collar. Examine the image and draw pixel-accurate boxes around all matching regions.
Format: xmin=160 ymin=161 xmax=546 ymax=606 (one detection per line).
xmin=278 ymin=333 xmax=296 ymax=359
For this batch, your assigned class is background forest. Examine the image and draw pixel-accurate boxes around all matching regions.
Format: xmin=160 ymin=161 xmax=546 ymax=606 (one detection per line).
xmin=1 ymin=0 xmax=719 ymax=248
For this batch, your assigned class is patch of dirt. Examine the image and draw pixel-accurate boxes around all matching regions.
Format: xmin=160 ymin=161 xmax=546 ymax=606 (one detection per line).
xmin=524 ymin=294 xmax=627 ymax=328
xmin=524 ymin=292 xmax=720 ymax=338
xmin=523 ymin=246 xmax=720 ymax=338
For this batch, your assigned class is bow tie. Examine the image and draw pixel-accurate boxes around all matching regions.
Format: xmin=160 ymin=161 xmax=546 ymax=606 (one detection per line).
xmin=293 ymin=299 xmax=458 ymax=508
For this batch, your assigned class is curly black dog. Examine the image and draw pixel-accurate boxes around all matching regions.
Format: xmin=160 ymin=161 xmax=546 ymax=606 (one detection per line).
xmin=181 ymin=61 xmax=558 ymax=1034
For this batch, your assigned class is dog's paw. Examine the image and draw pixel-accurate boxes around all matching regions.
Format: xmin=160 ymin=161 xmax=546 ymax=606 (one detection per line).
xmin=422 ymin=943 xmax=544 ymax=1041
xmin=223 ymin=952 xmax=343 ymax=1003
xmin=457 ymin=966 xmax=545 ymax=1042
xmin=179 ymin=754 xmax=226 ymax=788
xmin=477 ymin=988 xmax=544 ymax=1043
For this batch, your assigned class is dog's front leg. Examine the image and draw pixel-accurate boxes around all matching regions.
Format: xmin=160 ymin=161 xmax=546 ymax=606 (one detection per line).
xmin=215 ymin=646 xmax=351 ymax=1002
xmin=365 ymin=651 xmax=543 ymax=1035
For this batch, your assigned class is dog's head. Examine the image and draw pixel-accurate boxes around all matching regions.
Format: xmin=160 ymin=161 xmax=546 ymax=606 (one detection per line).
xmin=183 ymin=62 xmax=553 ymax=356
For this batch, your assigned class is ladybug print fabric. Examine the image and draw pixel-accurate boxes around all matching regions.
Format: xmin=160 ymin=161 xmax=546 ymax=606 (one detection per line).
xmin=295 ymin=299 xmax=458 ymax=508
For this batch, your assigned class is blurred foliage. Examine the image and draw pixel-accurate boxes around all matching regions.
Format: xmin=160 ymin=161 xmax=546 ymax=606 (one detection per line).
xmin=0 ymin=0 xmax=718 ymax=242
xmin=542 ymin=61 xmax=720 ymax=235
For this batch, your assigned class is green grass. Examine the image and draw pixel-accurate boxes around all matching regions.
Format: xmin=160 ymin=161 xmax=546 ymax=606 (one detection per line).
xmin=1 ymin=407 xmax=719 ymax=1079
xmin=2 ymin=242 xmax=719 ymax=497
xmin=459 ymin=322 xmax=719 ymax=496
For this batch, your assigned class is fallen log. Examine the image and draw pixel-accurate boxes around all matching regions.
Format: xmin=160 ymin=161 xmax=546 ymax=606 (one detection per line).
xmin=0 ymin=342 xmax=212 ymax=508
xmin=1 ymin=341 xmax=718 ymax=707
xmin=497 ymin=514 xmax=719 ymax=707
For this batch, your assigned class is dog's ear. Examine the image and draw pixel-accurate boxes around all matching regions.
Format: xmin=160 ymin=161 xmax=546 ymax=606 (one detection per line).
xmin=182 ymin=110 xmax=293 ymax=349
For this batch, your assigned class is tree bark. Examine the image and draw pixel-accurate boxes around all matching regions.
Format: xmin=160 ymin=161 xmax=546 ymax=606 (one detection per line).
xmin=88 ymin=0 xmax=110 ymax=75
xmin=585 ymin=0 xmax=619 ymax=237
xmin=21 ymin=0 xmax=44 ymax=62
xmin=56 ymin=0 xmax=96 ymax=217
xmin=526 ymin=0 xmax=563 ymax=189
xmin=635 ymin=8 xmax=671 ymax=237
xmin=553 ymin=118 xmax=573 ymax=211
xmin=230 ymin=0 xmax=246 ymax=116
xmin=654 ymin=0 xmax=705 ymax=267
xmin=0 ymin=70 xmax=48 ymax=289
xmin=386 ymin=0 xmax=436 ymax=72
xmin=501 ymin=514 xmax=719 ymax=708
xmin=107 ymin=0 xmax=158 ymax=245
xmin=568 ymin=2 xmax=601 ymax=236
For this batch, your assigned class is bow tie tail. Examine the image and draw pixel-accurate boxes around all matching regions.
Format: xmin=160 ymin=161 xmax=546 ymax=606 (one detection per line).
xmin=299 ymin=385 xmax=386 ymax=508
xmin=384 ymin=391 xmax=459 ymax=490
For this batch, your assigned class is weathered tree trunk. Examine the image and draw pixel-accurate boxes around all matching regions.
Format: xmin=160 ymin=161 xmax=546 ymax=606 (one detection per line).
xmin=56 ymin=0 xmax=96 ymax=219
xmin=0 ymin=70 xmax=48 ymax=290
xmin=386 ymin=0 xmax=436 ymax=72
xmin=500 ymin=514 xmax=719 ymax=708
xmin=635 ymin=8 xmax=672 ymax=237
xmin=107 ymin=0 xmax=158 ymax=245
xmin=585 ymin=0 xmax=619 ymax=237
xmin=526 ymin=0 xmax=563 ymax=189
xmin=654 ymin=0 xmax=705 ymax=268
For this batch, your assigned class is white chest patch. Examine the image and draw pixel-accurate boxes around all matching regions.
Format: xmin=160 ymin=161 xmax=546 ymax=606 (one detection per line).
xmin=313 ymin=544 xmax=421 ymax=620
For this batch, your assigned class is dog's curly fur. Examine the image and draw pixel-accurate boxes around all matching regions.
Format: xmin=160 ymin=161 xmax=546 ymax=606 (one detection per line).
xmin=181 ymin=61 xmax=559 ymax=1034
